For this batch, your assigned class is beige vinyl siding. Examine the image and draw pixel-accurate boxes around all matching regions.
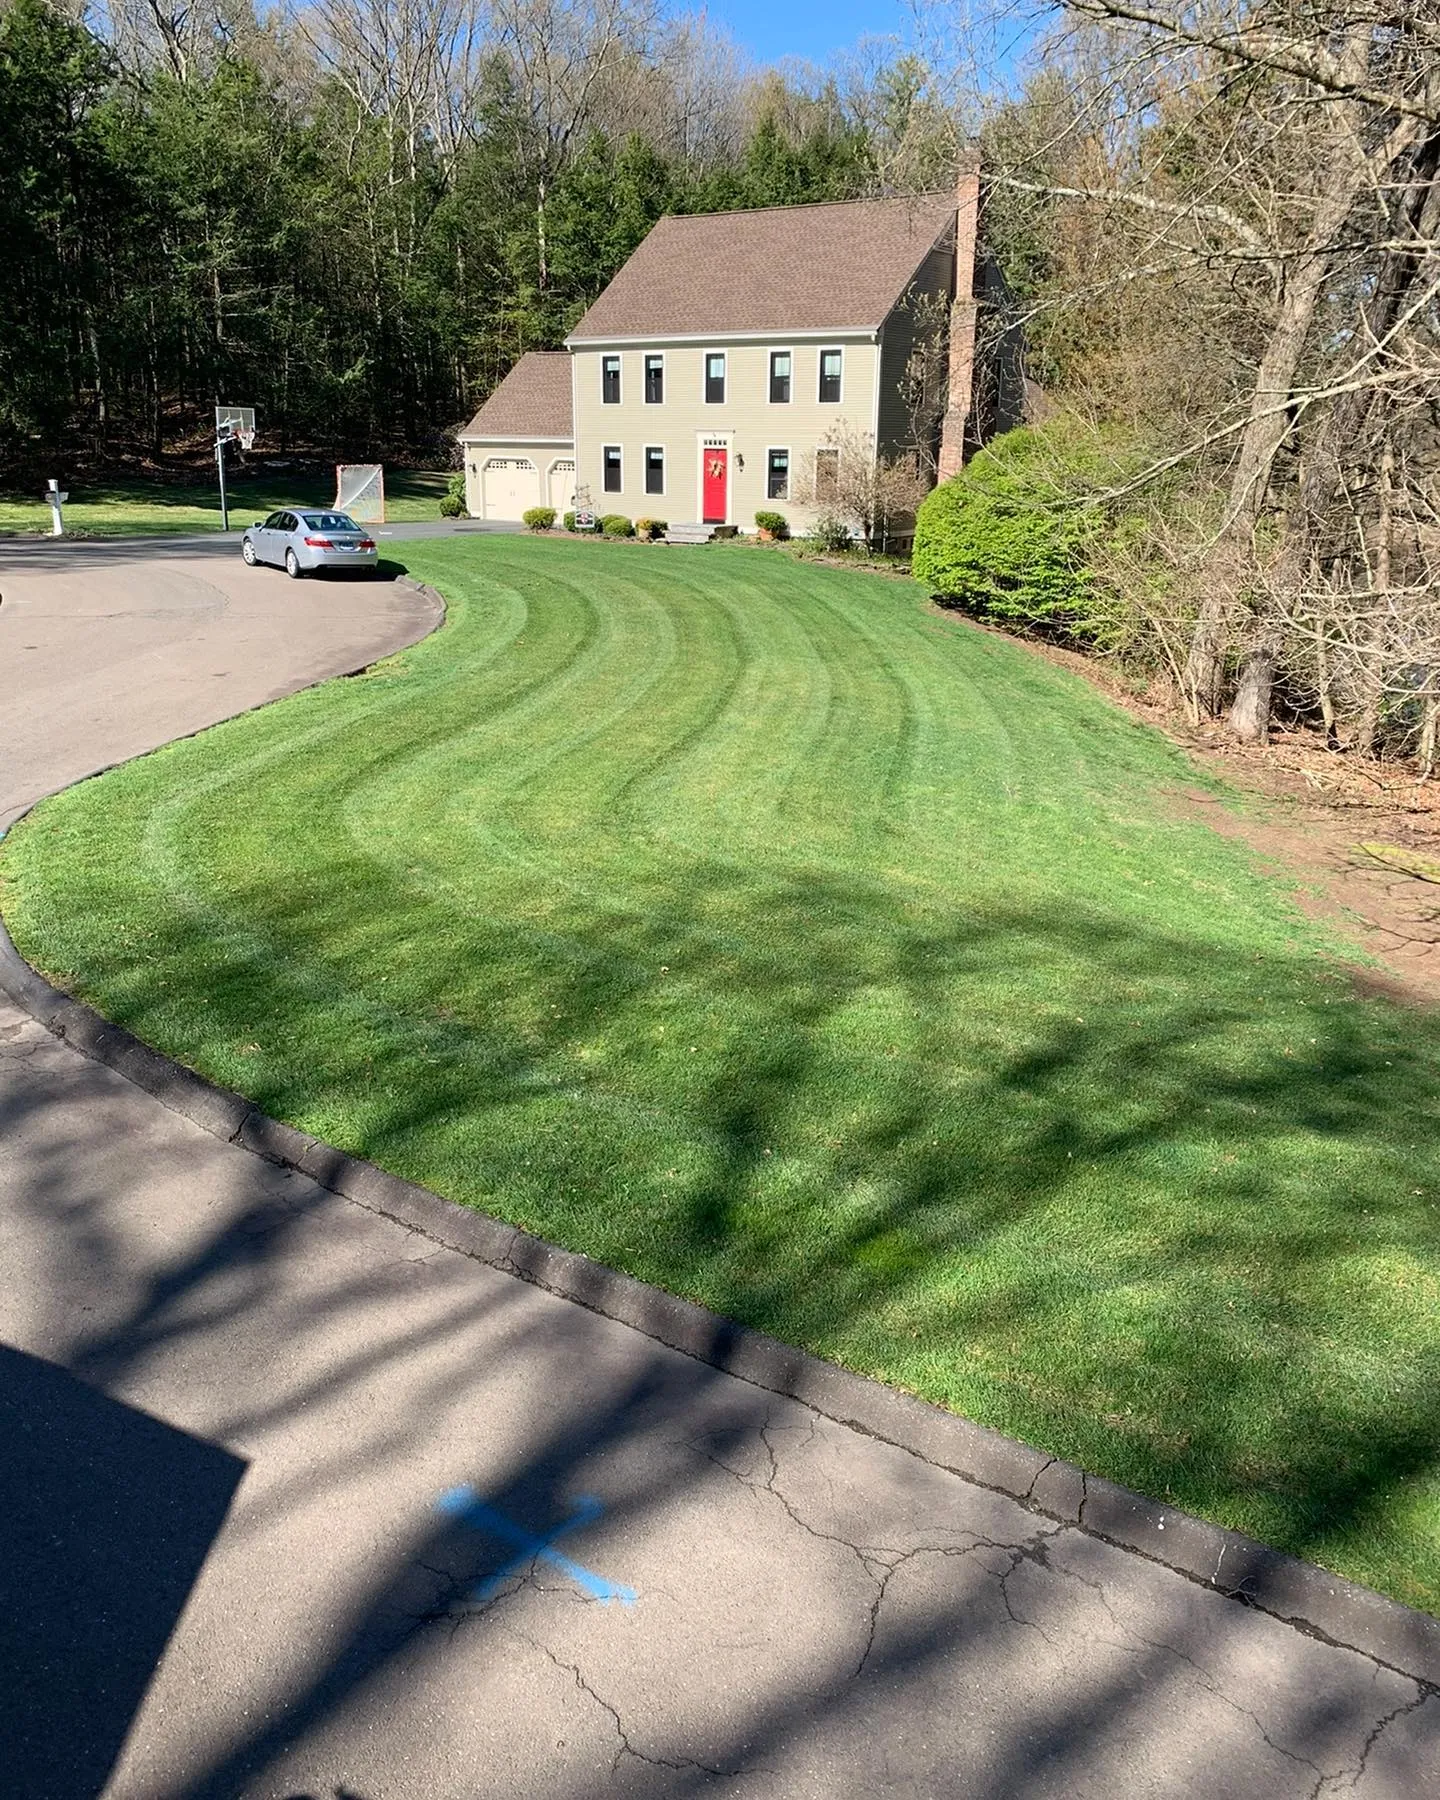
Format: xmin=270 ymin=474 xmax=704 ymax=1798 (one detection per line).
xmin=461 ymin=440 xmax=575 ymax=519
xmin=875 ymin=240 xmax=956 ymax=464
xmin=572 ymin=336 xmax=879 ymax=530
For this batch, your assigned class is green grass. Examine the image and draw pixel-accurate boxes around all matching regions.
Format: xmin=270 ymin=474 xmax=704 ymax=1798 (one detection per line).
xmin=3 ymin=535 xmax=1438 ymax=1611
xmin=0 ymin=468 xmax=450 ymax=537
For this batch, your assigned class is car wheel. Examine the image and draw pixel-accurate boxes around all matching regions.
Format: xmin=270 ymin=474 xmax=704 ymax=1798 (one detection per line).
xmin=241 ymin=538 xmax=258 ymax=565
xmin=285 ymin=548 xmax=303 ymax=580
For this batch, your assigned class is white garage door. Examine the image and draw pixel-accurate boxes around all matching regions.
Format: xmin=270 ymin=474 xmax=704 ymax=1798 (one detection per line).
xmin=482 ymin=458 xmax=540 ymax=520
xmin=549 ymin=460 xmax=576 ymax=512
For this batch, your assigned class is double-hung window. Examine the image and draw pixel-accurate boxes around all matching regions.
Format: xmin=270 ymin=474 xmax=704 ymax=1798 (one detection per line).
xmin=704 ymin=351 xmax=726 ymax=404
xmin=603 ymin=445 xmax=622 ymax=493
xmin=814 ymin=447 xmax=839 ymax=501
xmin=767 ymin=448 xmax=789 ymax=500
xmin=645 ymin=445 xmax=665 ymax=495
xmin=602 ymin=355 xmax=621 ymax=404
xmin=644 ymin=354 xmax=664 ymax=404
xmin=818 ymin=348 xmax=843 ymax=403
xmin=769 ymin=350 xmax=792 ymax=404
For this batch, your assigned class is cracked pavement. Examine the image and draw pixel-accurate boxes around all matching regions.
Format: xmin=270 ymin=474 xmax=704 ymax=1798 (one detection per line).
xmin=3 ymin=540 xmax=1438 ymax=1797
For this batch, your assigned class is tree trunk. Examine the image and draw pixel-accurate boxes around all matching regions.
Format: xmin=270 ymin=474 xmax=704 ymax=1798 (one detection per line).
xmin=1229 ymin=622 xmax=1284 ymax=744
xmin=1420 ymin=697 xmax=1439 ymax=780
xmin=1241 ymin=128 xmax=1440 ymax=749
xmin=1185 ymin=29 xmax=1372 ymax=718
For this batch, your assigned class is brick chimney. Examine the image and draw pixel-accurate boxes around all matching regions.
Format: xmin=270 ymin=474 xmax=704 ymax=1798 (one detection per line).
xmin=937 ymin=150 xmax=982 ymax=483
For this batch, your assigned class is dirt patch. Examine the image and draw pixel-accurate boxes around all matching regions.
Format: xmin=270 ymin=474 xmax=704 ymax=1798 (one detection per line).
xmin=932 ymin=603 xmax=1440 ymax=1007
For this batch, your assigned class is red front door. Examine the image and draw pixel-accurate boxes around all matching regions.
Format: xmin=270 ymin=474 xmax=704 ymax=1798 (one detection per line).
xmin=702 ymin=447 xmax=728 ymax=524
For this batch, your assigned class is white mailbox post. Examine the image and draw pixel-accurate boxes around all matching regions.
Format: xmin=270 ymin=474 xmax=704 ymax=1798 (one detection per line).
xmin=46 ymin=479 xmax=68 ymax=537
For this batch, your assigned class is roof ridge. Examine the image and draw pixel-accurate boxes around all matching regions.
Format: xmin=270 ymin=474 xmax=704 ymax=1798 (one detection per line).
xmin=654 ymin=189 xmax=953 ymax=227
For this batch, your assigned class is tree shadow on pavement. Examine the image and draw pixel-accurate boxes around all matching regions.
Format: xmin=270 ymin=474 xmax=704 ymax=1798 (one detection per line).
xmin=0 ymin=1341 xmax=245 ymax=1800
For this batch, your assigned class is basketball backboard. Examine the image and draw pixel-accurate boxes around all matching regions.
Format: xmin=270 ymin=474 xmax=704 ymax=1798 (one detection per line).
xmin=215 ymin=406 xmax=256 ymax=448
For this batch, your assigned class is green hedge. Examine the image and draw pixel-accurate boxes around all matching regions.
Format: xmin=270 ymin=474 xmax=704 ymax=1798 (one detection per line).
xmin=601 ymin=514 xmax=634 ymax=538
xmin=913 ymin=421 xmax=1143 ymax=646
xmin=522 ymin=506 xmax=557 ymax=531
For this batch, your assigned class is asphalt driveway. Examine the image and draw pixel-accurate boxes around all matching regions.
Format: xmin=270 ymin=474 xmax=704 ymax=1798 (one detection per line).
xmin=1 ymin=535 xmax=1436 ymax=1798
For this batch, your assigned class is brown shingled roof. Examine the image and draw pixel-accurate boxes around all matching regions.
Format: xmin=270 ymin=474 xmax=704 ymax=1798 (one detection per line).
xmin=460 ymin=351 xmax=573 ymax=439
xmin=567 ymin=193 xmax=957 ymax=341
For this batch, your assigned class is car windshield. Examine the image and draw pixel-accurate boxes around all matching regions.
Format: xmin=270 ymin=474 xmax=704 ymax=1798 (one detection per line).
xmin=301 ymin=513 xmax=360 ymax=532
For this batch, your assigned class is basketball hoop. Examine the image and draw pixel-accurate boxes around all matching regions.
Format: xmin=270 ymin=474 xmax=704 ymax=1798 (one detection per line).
xmin=216 ymin=404 xmax=256 ymax=444
xmin=214 ymin=405 xmax=256 ymax=532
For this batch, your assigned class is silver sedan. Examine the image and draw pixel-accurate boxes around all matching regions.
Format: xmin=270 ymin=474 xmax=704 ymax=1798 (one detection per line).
xmin=241 ymin=509 xmax=379 ymax=577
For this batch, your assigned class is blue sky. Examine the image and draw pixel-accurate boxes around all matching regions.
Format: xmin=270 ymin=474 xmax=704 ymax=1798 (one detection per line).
xmin=707 ymin=0 xmax=915 ymax=64
xmin=704 ymin=0 xmax=1041 ymax=89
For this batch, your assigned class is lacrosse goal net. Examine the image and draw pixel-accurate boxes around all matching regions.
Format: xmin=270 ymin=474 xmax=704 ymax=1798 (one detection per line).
xmin=335 ymin=463 xmax=385 ymax=522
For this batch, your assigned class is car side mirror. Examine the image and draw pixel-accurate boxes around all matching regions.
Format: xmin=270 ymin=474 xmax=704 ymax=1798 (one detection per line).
xmin=251 ymin=520 xmax=264 ymax=528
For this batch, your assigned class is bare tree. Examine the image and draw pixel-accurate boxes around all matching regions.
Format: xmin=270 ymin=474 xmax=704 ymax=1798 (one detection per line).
xmin=792 ymin=418 xmax=932 ymax=549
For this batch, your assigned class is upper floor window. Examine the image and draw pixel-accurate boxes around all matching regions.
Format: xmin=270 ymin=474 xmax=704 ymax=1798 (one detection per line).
xmin=602 ymin=355 xmax=621 ymax=404
xmin=769 ymin=351 xmax=792 ymax=404
xmin=814 ymin=447 xmax=839 ymax=501
xmin=818 ymin=348 xmax=843 ymax=403
xmin=644 ymin=354 xmax=664 ymax=404
xmin=704 ymin=351 xmax=726 ymax=405
xmin=603 ymin=445 xmax=622 ymax=492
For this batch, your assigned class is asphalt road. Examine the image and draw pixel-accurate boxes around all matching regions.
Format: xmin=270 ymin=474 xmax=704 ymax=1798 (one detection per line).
xmin=2 ymin=537 xmax=1437 ymax=1799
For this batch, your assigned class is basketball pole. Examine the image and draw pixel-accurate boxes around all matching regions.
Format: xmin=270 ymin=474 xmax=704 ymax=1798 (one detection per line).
xmin=216 ymin=430 xmax=230 ymax=532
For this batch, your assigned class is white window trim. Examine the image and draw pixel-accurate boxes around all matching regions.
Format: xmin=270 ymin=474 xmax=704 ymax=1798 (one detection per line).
xmin=697 ymin=432 xmax=732 ymax=526
xmin=703 ymin=348 xmax=727 ymax=406
xmin=818 ymin=346 xmax=844 ymax=404
xmin=602 ymin=443 xmax=624 ymax=494
xmin=602 ymin=353 xmax=622 ymax=405
xmin=765 ymin=446 xmax=791 ymax=502
xmin=767 ymin=347 xmax=794 ymax=406
xmin=643 ymin=444 xmax=666 ymax=498
xmin=643 ymin=352 xmax=665 ymax=405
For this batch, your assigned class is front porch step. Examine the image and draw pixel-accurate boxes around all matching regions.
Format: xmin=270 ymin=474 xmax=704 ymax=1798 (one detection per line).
xmin=663 ymin=522 xmax=715 ymax=544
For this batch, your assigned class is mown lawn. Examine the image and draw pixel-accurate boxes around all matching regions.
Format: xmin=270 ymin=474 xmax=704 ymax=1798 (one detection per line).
xmin=0 ymin=467 xmax=449 ymax=537
xmin=3 ymin=535 xmax=1438 ymax=1611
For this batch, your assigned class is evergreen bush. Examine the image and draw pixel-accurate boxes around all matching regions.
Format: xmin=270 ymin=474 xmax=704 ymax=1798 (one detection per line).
xmin=439 ymin=472 xmax=468 ymax=519
xmin=754 ymin=510 xmax=789 ymax=538
xmin=522 ymin=506 xmax=557 ymax=531
xmin=912 ymin=420 xmax=1145 ymax=646
xmin=600 ymin=513 xmax=634 ymax=537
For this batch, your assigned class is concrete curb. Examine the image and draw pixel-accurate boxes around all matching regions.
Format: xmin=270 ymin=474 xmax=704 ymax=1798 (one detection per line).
xmin=1 ymin=580 xmax=1437 ymax=1692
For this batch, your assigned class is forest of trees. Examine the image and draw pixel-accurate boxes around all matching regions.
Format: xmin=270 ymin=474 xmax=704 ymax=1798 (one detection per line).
xmin=0 ymin=0 xmax=946 ymax=470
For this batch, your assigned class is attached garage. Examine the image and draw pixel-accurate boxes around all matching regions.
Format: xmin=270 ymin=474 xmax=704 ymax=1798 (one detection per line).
xmin=482 ymin=457 xmax=540 ymax=519
xmin=458 ymin=352 xmax=575 ymax=523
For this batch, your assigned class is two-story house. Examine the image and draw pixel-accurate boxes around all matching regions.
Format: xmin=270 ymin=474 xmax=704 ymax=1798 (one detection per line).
xmin=459 ymin=166 xmax=1002 ymax=532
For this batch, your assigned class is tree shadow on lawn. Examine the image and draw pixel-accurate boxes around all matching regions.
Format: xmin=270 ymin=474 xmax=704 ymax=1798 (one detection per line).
xmin=60 ymin=846 xmax=1440 ymax=1608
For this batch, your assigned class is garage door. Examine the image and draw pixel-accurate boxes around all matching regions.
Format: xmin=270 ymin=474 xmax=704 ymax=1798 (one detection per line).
xmin=549 ymin=460 xmax=576 ymax=512
xmin=482 ymin=458 xmax=540 ymax=520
